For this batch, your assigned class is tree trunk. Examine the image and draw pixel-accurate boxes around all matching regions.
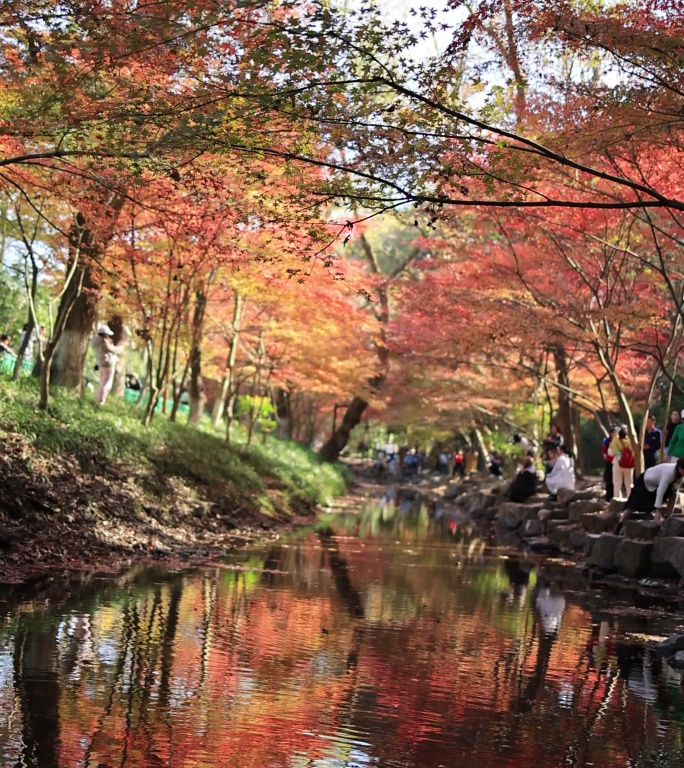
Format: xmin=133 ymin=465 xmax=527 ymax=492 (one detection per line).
xmin=319 ymin=396 xmax=368 ymax=462
xmin=51 ymin=195 xmax=124 ymax=392
xmin=212 ymin=291 xmax=243 ymax=428
xmin=13 ymin=319 xmax=34 ymax=380
xmin=39 ymin=252 xmax=89 ymax=410
xmin=471 ymin=427 xmax=489 ymax=472
xmin=51 ymin=257 xmax=100 ymax=391
xmin=225 ymin=389 xmax=239 ymax=443
xmin=318 ymin=232 xmax=405 ymax=463
xmin=273 ymin=387 xmax=292 ymax=440
xmin=302 ymin=395 xmax=316 ymax=446
xmin=552 ymin=345 xmax=579 ymax=460
xmin=212 ymin=376 xmax=229 ymax=425
xmin=188 ymin=287 xmax=208 ymax=424
xmin=662 ymin=365 xmax=676 ymax=462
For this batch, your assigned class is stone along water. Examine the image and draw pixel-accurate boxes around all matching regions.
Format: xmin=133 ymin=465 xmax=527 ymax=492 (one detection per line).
xmin=1 ymin=497 xmax=684 ymax=768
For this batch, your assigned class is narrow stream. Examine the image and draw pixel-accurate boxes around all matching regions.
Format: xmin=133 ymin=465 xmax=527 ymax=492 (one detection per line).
xmin=2 ymin=495 xmax=684 ymax=767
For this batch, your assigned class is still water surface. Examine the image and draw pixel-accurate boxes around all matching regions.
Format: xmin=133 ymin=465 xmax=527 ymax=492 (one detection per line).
xmin=2 ymin=498 xmax=684 ymax=767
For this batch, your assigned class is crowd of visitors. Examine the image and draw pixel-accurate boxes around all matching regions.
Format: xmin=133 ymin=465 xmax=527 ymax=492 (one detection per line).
xmin=363 ymin=410 xmax=684 ymax=531
xmin=603 ymin=411 xmax=684 ymax=529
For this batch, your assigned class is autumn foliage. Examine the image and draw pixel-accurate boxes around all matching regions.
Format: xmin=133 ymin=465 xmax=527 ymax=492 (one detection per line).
xmin=0 ymin=0 xmax=683 ymax=460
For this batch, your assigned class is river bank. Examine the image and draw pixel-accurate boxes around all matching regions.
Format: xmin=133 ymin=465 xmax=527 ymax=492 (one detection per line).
xmin=421 ymin=469 xmax=684 ymax=610
xmin=0 ymin=381 xmax=348 ymax=584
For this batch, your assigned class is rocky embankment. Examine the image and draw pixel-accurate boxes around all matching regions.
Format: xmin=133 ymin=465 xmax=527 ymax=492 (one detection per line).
xmin=443 ymin=477 xmax=684 ymax=583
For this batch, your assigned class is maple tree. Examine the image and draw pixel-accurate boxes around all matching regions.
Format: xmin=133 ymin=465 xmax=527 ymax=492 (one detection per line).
xmin=1 ymin=0 xmax=683 ymax=459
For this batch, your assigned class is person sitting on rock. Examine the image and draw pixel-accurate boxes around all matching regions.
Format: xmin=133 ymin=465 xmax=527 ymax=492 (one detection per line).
xmin=542 ymin=423 xmax=564 ymax=473
xmin=488 ymin=450 xmax=504 ymax=477
xmin=545 ymin=446 xmax=575 ymax=499
xmin=508 ymin=457 xmax=538 ymax=503
xmin=615 ymin=457 xmax=684 ymax=533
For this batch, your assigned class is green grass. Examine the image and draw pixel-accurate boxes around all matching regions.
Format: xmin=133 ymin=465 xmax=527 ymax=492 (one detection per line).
xmin=0 ymin=378 xmax=347 ymax=517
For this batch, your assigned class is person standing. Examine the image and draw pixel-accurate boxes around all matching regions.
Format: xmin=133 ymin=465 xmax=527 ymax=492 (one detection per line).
xmin=642 ymin=414 xmax=661 ymax=470
xmin=664 ymin=409 xmax=681 ymax=455
xmin=18 ymin=323 xmax=35 ymax=360
xmin=609 ymin=426 xmax=636 ymax=498
xmin=90 ymin=325 xmax=124 ymax=406
xmin=602 ymin=426 xmax=618 ymax=501
xmin=666 ymin=412 xmax=684 ymax=463
xmin=452 ymin=449 xmax=465 ymax=479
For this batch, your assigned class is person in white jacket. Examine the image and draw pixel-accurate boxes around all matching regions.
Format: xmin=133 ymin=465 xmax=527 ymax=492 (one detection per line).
xmin=90 ymin=325 xmax=124 ymax=405
xmin=615 ymin=458 xmax=684 ymax=532
xmin=545 ymin=447 xmax=576 ymax=497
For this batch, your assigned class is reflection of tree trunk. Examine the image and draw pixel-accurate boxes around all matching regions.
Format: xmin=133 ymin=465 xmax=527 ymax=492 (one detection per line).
xmin=13 ymin=624 xmax=61 ymax=768
xmin=158 ymin=582 xmax=183 ymax=709
xmin=199 ymin=577 xmax=217 ymax=688
xmin=260 ymin=545 xmax=285 ymax=587
xmin=318 ymin=528 xmax=365 ymax=618
xmin=82 ymin=598 xmax=135 ymax=768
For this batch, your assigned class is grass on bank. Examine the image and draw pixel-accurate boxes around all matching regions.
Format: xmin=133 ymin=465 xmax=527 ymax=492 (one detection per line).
xmin=0 ymin=378 xmax=348 ymax=517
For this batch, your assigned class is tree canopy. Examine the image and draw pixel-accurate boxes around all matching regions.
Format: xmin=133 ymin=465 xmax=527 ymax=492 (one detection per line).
xmin=1 ymin=0 xmax=683 ymax=463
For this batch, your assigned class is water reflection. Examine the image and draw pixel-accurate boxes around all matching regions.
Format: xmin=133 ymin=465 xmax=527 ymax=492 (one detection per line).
xmin=2 ymin=498 xmax=684 ymax=767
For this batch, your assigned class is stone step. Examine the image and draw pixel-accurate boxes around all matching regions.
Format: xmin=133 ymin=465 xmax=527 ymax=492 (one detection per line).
xmin=495 ymin=502 xmax=544 ymax=529
xmin=569 ymin=529 xmax=588 ymax=550
xmin=660 ymin=516 xmax=684 ymax=538
xmin=581 ymin=511 xmax=619 ymax=534
xmin=608 ymin=498 xmax=627 ymax=515
xmin=614 ymin=539 xmax=654 ymax=578
xmin=539 ymin=507 xmax=570 ymax=523
xmin=623 ymin=519 xmax=661 ymax=541
xmin=558 ymin=487 xmax=605 ymax=506
xmin=568 ymin=499 xmax=608 ymax=522
xmin=652 ymin=537 xmax=684 ymax=579
xmin=523 ymin=519 xmax=544 ymax=537
xmin=586 ymin=533 xmax=622 ymax=571
xmin=547 ymin=522 xmax=581 ymax=549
